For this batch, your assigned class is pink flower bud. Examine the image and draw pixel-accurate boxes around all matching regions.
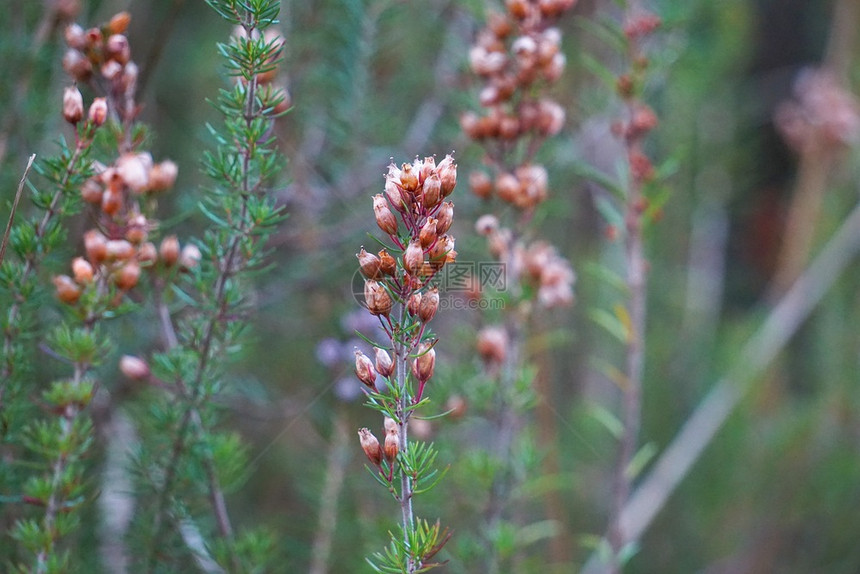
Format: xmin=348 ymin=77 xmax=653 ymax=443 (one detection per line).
xmin=62 ymin=86 xmax=84 ymax=124
xmin=179 ymin=244 xmax=202 ymax=270
xmin=477 ymin=325 xmax=508 ymax=366
xmin=148 ymin=160 xmax=178 ymax=192
xmin=116 ymin=153 xmax=152 ymax=193
xmin=469 ymin=170 xmax=493 ymax=199
xmin=62 ymin=49 xmax=92 ymax=82
xmin=84 ymin=230 xmax=108 ymax=263
xmin=65 ymin=24 xmax=87 ymax=50
xmin=113 ymin=260 xmax=141 ymax=290
xmin=119 ymin=355 xmax=150 ymax=380
xmin=106 ymin=239 xmax=135 ymax=261
xmin=105 ymin=34 xmax=130 ymax=64
xmin=88 ymin=97 xmax=108 ymax=126
xmin=71 ymin=257 xmax=93 ymax=284
xmin=138 ymin=242 xmax=157 ymax=264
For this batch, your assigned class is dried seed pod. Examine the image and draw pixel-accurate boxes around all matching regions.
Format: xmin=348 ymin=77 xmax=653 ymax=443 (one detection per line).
xmin=101 ymin=188 xmax=122 ymax=216
xmin=138 ymin=242 xmax=157 ymax=264
xmin=358 ymin=428 xmax=383 ymax=466
xmin=421 ymin=172 xmax=442 ymax=208
xmin=400 ymin=162 xmax=419 ymax=192
xmin=412 ymin=341 xmax=436 ymax=383
xmin=419 ymin=218 xmax=438 ymax=249
xmin=437 ymin=154 xmax=457 ymax=198
xmin=435 ymin=202 xmax=454 ymax=235
xmin=373 ymin=194 xmax=398 ymax=235
xmin=384 ymin=430 xmax=399 ymax=463
xmin=106 ymin=239 xmax=135 ymax=261
xmin=357 ymin=247 xmax=382 ymax=279
xmin=403 ymin=240 xmax=424 ymax=275
xmin=148 ymin=160 xmax=178 ymax=192
xmin=477 ymin=325 xmax=508 ymax=366
xmin=419 ymin=287 xmax=439 ymax=323
xmin=364 ymin=280 xmax=393 ymax=317
xmin=354 ymin=350 xmax=378 ymax=389
xmin=378 ymin=249 xmax=396 ymax=276
xmin=375 ymin=347 xmax=394 ymax=377
xmin=469 ymin=170 xmax=493 ymax=199
xmin=81 ymin=178 xmax=103 ymax=204
xmin=407 ymin=292 xmax=422 ymax=317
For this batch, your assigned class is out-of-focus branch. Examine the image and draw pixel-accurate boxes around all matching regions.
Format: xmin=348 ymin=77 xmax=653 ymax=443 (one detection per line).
xmin=582 ymin=199 xmax=860 ymax=573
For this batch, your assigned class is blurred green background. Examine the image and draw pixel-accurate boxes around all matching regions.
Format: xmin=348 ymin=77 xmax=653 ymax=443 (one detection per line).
xmin=3 ymin=0 xmax=860 ymax=572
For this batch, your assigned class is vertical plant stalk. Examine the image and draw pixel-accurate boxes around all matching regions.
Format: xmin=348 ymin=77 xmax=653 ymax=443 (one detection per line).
xmin=309 ymin=411 xmax=350 ymax=574
xmin=605 ymin=5 xmax=661 ymax=571
xmin=0 ymin=154 xmax=34 ymax=266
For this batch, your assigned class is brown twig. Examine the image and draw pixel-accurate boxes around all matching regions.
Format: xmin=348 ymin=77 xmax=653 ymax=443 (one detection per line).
xmin=0 ymin=154 xmax=35 ymax=267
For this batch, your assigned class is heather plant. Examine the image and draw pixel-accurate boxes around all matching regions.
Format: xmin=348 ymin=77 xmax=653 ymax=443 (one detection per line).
xmin=457 ymin=0 xmax=576 ymax=570
xmin=353 ymin=154 xmax=458 ymax=572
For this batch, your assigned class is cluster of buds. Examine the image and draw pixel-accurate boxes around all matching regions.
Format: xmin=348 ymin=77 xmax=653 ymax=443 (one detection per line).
xmin=612 ymin=10 xmax=662 ymax=188
xmin=775 ymin=68 xmax=860 ymax=155
xmin=461 ymin=0 xmax=574 ymax=212
xmin=231 ymin=25 xmax=292 ymax=115
xmin=82 ymin=152 xmax=178 ymax=217
xmin=53 ymin=231 xmax=199 ymax=306
xmin=63 ymin=12 xmax=138 ymax=122
xmin=354 ymin=154 xmax=458 ymax=470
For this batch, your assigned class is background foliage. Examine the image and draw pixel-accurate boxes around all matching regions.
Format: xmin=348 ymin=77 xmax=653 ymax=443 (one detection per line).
xmin=2 ymin=0 xmax=860 ymax=572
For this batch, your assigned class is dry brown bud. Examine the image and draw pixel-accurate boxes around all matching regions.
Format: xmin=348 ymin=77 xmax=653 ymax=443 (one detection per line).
xmin=384 ymin=430 xmax=399 ymax=463
xmin=105 ymin=239 xmax=134 ymax=262
xmin=119 ymin=355 xmax=150 ymax=380
xmin=108 ymin=11 xmax=132 ymax=35
xmin=507 ymin=0 xmax=530 ymax=19
xmin=400 ymin=162 xmax=419 ymax=192
xmin=537 ymin=99 xmax=565 ymax=136
xmin=53 ymin=275 xmax=82 ymax=304
xmin=543 ymin=52 xmax=566 ymax=83
xmin=378 ymin=249 xmax=396 ymax=276
xmin=435 ymin=202 xmax=454 ymax=235
xmin=62 ymin=49 xmax=92 ymax=82
xmin=408 ymin=292 xmax=422 ymax=317
xmin=148 ymin=160 xmax=178 ymax=192
xmin=88 ymin=97 xmax=108 ymax=126
xmin=419 ymin=287 xmax=439 ymax=323
xmin=422 ymin=172 xmax=442 ymax=208
xmin=437 ymin=154 xmax=457 ymax=197
xmin=460 ymin=111 xmax=482 ymax=140
xmin=375 ymin=347 xmax=394 ymax=377
xmin=84 ymin=230 xmax=108 ymax=263
xmin=419 ymin=218 xmax=438 ymax=249
xmin=81 ymin=178 xmax=103 ymax=203
xmin=428 ymin=235 xmax=454 ymax=263
xmin=179 ymin=244 xmax=202 ymax=270
xmin=477 ymin=325 xmax=508 ymax=366
xmin=113 ymin=260 xmax=140 ymax=290
xmin=358 ymin=428 xmax=383 ymax=466
xmin=469 ymin=170 xmax=493 ymax=199
xmin=354 ymin=350 xmax=378 ymax=389
xmin=159 ymin=235 xmax=180 ymax=266
xmin=63 ymin=86 xmax=84 ymax=124
xmin=65 ymin=23 xmax=87 ymax=49
xmin=385 ymin=173 xmax=408 ymax=212
xmin=373 ymin=194 xmax=398 ymax=235
xmin=413 ymin=341 xmax=436 ymax=383
xmin=357 ymin=247 xmax=382 ymax=279
xmin=364 ymin=280 xmax=393 ymax=317
xmin=71 ymin=257 xmax=94 ymax=284
xmin=488 ymin=11 xmax=513 ymax=38
xmin=403 ymin=240 xmax=424 ymax=275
